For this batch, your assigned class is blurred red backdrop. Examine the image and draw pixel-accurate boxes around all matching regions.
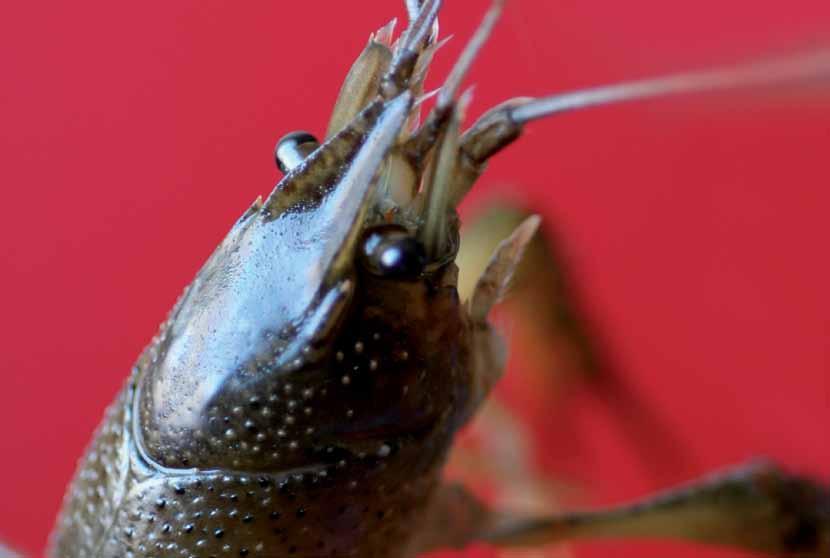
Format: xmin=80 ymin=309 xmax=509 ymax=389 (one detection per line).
xmin=1 ymin=1 xmax=828 ymax=557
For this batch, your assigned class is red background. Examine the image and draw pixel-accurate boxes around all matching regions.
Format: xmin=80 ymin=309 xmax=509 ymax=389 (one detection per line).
xmin=1 ymin=1 xmax=828 ymax=556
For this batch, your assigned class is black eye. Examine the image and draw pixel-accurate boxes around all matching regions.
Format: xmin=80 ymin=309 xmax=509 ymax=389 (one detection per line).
xmin=360 ymin=226 xmax=427 ymax=280
xmin=274 ymin=131 xmax=320 ymax=173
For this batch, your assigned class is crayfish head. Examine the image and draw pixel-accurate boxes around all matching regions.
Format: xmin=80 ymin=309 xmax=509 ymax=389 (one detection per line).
xmin=134 ymin=81 xmax=475 ymax=475
xmin=134 ymin=0 xmax=535 ymax=478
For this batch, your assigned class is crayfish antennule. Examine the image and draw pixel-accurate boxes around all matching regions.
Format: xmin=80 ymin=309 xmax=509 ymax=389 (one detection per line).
xmin=453 ymin=46 xmax=830 ymax=204
xmin=404 ymin=0 xmax=503 ymax=171
xmin=418 ymin=88 xmax=473 ymax=260
xmin=437 ymin=0 xmax=504 ymax=110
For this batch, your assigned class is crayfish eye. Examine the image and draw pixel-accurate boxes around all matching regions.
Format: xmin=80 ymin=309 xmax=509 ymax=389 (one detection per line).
xmin=360 ymin=225 xmax=427 ymax=280
xmin=274 ymin=130 xmax=320 ymax=173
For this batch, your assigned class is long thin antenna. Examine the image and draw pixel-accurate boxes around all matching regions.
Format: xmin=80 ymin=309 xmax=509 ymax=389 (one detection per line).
xmin=511 ymin=48 xmax=830 ymax=124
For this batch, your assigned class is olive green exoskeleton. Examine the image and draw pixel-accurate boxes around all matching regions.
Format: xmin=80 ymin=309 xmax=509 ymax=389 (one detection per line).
xmin=49 ymin=1 xmax=830 ymax=557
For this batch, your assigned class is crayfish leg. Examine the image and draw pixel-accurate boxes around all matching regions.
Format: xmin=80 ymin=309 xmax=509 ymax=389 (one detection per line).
xmin=457 ymin=205 xmax=595 ymax=371
xmin=457 ymin=203 xmax=691 ymax=478
xmin=457 ymin=214 xmax=540 ymax=420
xmin=466 ymin=213 xmax=541 ymax=323
xmin=456 ymin=204 xmax=597 ymax=422
xmin=416 ymin=461 xmax=830 ymax=556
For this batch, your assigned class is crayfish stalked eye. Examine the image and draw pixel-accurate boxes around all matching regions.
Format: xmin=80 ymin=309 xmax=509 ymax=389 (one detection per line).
xmin=359 ymin=225 xmax=427 ymax=280
xmin=274 ymin=130 xmax=320 ymax=173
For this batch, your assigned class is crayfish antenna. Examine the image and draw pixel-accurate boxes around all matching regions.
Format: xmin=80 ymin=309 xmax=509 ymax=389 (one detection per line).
xmin=511 ymin=47 xmax=830 ymax=123
xmin=452 ymin=47 xmax=830 ymax=205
